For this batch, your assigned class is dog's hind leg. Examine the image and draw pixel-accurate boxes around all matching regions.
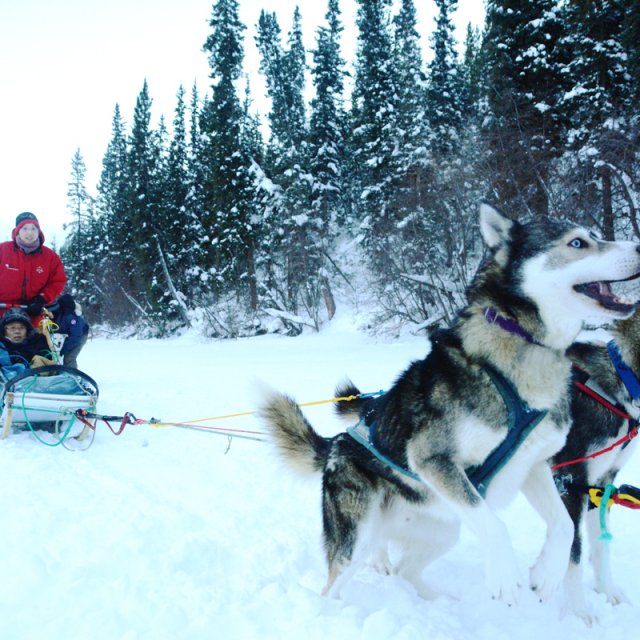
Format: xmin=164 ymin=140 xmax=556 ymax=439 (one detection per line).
xmin=521 ymin=461 xmax=574 ymax=603
xmin=320 ymin=461 xmax=380 ymax=596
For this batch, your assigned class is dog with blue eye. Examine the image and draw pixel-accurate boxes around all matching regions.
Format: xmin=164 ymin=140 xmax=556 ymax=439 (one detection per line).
xmin=259 ymin=204 xmax=640 ymax=611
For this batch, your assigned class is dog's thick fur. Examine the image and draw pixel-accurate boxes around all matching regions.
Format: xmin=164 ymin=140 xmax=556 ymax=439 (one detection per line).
xmin=258 ymin=204 xmax=640 ymax=606
xmin=553 ymin=310 xmax=640 ymax=622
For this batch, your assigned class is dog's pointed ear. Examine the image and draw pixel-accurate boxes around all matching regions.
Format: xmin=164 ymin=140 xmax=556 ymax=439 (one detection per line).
xmin=479 ymin=203 xmax=514 ymax=251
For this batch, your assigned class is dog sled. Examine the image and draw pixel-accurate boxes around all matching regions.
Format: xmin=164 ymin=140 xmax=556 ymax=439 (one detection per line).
xmin=0 ymin=365 xmax=99 ymax=449
xmin=0 ymin=364 xmax=99 ymax=449
xmin=0 ymin=302 xmax=99 ymax=449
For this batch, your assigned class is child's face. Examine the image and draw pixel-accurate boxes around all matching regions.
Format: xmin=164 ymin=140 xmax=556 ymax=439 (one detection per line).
xmin=4 ymin=321 xmax=27 ymax=343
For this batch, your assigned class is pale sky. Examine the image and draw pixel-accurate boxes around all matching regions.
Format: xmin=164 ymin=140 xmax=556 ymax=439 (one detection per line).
xmin=0 ymin=0 xmax=484 ymax=247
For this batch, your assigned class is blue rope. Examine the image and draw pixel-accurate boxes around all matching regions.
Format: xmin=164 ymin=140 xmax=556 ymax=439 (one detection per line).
xmin=598 ymin=483 xmax=616 ymax=542
xmin=358 ymin=390 xmax=385 ymax=399
xmin=597 ymin=483 xmax=616 ymax=594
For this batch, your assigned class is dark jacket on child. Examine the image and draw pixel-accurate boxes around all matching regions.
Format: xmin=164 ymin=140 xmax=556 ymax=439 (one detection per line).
xmin=0 ymin=309 xmax=51 ymax=366
xmin=54 ymin=294 xmax=89 ymax=356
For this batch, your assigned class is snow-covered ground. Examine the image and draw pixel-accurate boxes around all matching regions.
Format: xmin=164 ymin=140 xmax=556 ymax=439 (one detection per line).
xmin=1 ymin=312 xmax=639 ymax=639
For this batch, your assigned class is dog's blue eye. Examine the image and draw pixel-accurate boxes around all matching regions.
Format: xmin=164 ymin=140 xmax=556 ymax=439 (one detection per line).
xmin=569 ymin=238 xmax=588 ymax=249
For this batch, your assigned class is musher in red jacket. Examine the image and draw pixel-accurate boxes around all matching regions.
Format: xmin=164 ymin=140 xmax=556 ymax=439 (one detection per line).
xmin=0 ymin=212 xmax=66 ymax=327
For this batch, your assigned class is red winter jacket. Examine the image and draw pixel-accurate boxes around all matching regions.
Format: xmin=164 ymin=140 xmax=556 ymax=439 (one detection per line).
xmin=0 ymin=240 xmax=66 ymax=309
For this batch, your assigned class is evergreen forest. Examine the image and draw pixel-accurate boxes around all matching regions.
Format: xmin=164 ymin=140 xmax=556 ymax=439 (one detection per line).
xmin=61 ymin=0 xmax=640 ymax=337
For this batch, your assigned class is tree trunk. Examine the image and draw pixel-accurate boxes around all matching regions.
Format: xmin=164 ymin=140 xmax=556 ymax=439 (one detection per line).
xmin=322 ymin=281 xmax=336 ymax=321
xmin=155 ymin=237 xmax=191 ymax=326
xmin=601 ymin=165 xmax=614 ymax=240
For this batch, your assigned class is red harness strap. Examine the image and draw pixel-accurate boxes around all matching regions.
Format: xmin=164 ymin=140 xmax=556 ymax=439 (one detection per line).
xmin=551 ymin=379 xmax=638 ymax=471
xmin=551 ymin=424 xmax=639 ymax=470
xmin=573 ymin=380 xmax=633 ymax=420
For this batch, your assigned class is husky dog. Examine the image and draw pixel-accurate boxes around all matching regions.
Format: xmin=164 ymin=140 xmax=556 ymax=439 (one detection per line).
xmin=553 ymin=309 xmax=640 ymax=622
xmin=258 ymin=204 xmax=640 ymax=605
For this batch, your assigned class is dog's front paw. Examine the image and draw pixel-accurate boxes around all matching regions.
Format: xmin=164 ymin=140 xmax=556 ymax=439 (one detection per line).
xmin=370 ymin=547 xmax=393 ymax=576
xmin=561 ymin=599 xmax=598 ymax=628
xmin=486 ymin=559 xmax=521 ymax=606
xmin=561 ymin=561 xmax=598 ymax=626
xmin=529 ymin=550 xmax=568 ymax=602
xmin=601 ymin=582 xmax=630 ymax=606
xmin=530 ymin=559 xmax=565 ymax=602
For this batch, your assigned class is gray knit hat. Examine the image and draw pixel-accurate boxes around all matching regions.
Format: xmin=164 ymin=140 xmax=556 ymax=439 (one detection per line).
xmin=0 ymin=308 xmax=33 ymax=335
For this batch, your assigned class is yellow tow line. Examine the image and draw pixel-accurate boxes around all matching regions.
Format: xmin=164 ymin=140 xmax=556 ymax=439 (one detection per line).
xmin=148 ymin=393 xmax=365 ymax=429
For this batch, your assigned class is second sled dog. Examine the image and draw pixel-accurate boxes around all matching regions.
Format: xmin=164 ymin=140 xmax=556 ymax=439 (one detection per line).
xmin=258 ymin=204 xmax=640 ymax=605
xmin=553 ymin=308 xmax=640 ymax=622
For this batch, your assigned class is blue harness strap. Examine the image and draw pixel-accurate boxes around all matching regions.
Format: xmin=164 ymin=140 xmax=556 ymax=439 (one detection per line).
xmin=346 ymin=365 xmax=547 ymax=496
xmin=465 ymin=365 xmax=547 ymax=496
xmin=347 ymin=421 xmax=421 ymax=482
xmin=607 ymin=340 xmax=640 ymax=403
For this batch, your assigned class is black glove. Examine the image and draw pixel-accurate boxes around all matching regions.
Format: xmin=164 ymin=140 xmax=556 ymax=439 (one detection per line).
xmin=26 ymin=294 xmax=46 ymax=317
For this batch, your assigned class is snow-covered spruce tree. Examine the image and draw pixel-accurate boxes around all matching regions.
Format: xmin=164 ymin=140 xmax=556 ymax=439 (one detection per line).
xmin=349 ymin=0 xmax=397 ymax=280
xmin=60 ymin=148 xmax=102 ymax=320
xmin=124 ymin=80 xmax=168 ymax=326
xmin=63 ymin=148 xmax=93 ymax=272
xmin=180 ymin=81 xmax=209 ymax=295
xmin=307 ymin=0 xmax=348 ymax=321
xmin=162 ymin=87 xmax=189 ymax=253
xmin=200 ymin=0 xmax=262 ymax=335
xmin=482 ymin=0 xmax=567 ymax=217
xmin=94 ymin=104 xmax=136 ymax=325
xmin=152 ymin=86 xmax=192 ymax=326
xmin=624 ymin=0 xmax=640 ymax=102
xmin=374 ymin=0 xmax=441 ymax=327
xmin=385 ymin=0 xmax=482 ymax=327
xmin=239 ymin=77 xmax=265 ymax=314
xmin=256 ymin=7 xmax=322 ymax=333
xmin=461 ymin=22 xmax=486 ymax=123
xmin=426 ymin=0 xmax=464 ymax=159
xmin=559 ymin=0 xmax=638 ymax=239
xmin=391 ymin=0 xmax=428 ymax=203
xmin=425 ymin=0 xmax=480 ymax=247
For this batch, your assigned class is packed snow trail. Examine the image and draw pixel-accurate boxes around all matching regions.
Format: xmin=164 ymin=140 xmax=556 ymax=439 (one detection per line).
xmin=1 ymin=323 xmax=639 ymax=639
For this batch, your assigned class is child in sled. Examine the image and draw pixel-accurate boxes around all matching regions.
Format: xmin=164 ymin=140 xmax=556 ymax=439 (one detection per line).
xmin=0 ymin=308 xmax=56 ymax=376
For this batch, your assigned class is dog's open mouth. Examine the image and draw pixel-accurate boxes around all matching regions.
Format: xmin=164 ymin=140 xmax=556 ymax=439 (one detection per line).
xmin=574 ymin=274 xmax=640 ymax=313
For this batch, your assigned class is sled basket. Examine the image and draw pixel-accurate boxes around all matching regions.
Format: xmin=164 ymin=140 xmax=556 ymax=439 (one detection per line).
xmin=1 ymin=365 xmax=99 ymax=447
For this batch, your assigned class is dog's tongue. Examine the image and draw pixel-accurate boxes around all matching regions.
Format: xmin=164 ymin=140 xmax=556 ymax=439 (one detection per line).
xmin=575 ymin=280 xmax=636 ymax=313
xmin=579 ymin=281 xmax=614 ymax=299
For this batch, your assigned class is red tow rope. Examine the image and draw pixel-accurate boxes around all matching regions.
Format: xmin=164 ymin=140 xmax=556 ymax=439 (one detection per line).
xmin=74 ymin=410 xmax=147 ymax=436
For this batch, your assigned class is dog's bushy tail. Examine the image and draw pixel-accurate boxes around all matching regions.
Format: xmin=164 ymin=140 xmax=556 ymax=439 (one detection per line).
xmin=258 ymin=391 xmax=330 ymax=475
xmin=334 ymin=379 xmax=365 ymax=422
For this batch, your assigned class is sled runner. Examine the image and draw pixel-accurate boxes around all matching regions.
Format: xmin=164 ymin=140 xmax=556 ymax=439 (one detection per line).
xmin=1 ymin=365 xmax=99 ymax=449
